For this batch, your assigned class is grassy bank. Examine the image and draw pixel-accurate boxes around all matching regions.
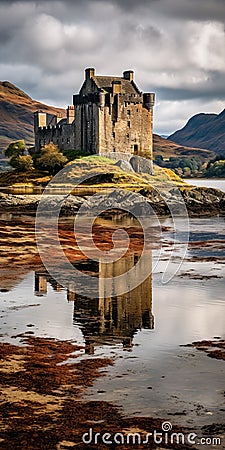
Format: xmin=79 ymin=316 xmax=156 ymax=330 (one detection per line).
xmin=0 ymin=155 xmax=186 ymax=191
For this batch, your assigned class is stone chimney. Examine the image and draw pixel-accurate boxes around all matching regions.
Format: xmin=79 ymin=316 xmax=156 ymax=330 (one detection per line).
xmin=85 ymin=68 xmax=95 ymax=79
xmin=67 ymin=105 xmax=75 ymax=124
xmin=123 ymin=70 xmax=134 ymax=81
xmin=112 ymin=80 xmax=122 ymax=95
xmin=34 ymin=111 xmax=46 ymax=130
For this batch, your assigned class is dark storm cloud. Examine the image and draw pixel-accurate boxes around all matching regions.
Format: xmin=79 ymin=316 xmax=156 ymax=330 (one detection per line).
xmin=0 ymin=0 xmax=224 ymax=133
xmin=158 ymin=84 xmax=225 ymax=102
xmin=155 ymin=71 xmax=225 ymax=102
xmin=0 ymin=0 xmax=225 ymax=20
xmin=157 ymin=0 xmax=225 ymax=22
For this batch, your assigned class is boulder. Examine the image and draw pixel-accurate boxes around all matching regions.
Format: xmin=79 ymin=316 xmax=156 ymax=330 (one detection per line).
xmin=115 ymin=159 xmax=134 ymax=172
xmin=129 ymin=156 xmax=153 ymax=175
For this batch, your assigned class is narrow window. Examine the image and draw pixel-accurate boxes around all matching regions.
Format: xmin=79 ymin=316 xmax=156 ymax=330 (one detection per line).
xmin=127 ymin=121 xmax=131 ymax=128
xmin=134 ymin=144 xmax=138 ymax=154
xmin=127 ymin=110 xmax=131 ymax=116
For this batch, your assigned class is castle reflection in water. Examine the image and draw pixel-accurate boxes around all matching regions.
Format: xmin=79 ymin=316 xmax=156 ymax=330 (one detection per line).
xmin=34 ymin=253 xmax=154 ymax=353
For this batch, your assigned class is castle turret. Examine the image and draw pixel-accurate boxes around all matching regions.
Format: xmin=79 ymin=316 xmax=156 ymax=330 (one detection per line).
xmin=67 ymin=106 xmax=75 ymax=124
xmin=85 ymin=67 xmax=95 ymax=79
xmin=34 ymin=111 xmax=47 ymax=152
xmin=143 ymin=93 xmax=155 ymax=110
xmin=34 ymin=111 xmax=47 ymax=131
xmin=99 ymin=91 xmax=105 ymax=111
xmin=123 ymin=70 xmax=134 ymax=81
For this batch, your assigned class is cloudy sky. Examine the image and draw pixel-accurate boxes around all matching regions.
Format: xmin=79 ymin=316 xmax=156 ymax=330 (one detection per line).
xmin=0 ymin=0 xmax=225 ymax=135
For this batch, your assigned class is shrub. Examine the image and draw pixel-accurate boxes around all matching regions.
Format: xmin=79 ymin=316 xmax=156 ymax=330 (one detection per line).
xmin=4 ymin=140 xmax=26 ymax=159
xmin=36 ymin=143 xmax=68 ymax=175
xmin=10 ymin=155 xmax=34 ymax=172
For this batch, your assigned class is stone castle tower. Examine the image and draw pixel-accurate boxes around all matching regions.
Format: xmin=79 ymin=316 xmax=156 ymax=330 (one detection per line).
xmin=34 ymin=68 xmax=155 ymax=158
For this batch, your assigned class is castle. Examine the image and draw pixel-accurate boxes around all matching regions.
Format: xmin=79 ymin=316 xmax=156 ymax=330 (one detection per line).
xmin=34 ymin=68 xmax=155 ymax=158
xmin=35 ymin=252 xmax=154 ymax=354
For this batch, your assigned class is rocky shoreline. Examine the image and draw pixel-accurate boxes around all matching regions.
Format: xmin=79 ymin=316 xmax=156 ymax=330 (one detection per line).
xmin=0 ymin=185 xmax=225 ymax=216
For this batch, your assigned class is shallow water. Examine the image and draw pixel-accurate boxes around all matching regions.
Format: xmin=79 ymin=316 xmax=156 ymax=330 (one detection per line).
xmin=0 ymin=214 xmax=224 ymax=432
xmin=186 ymin=178 xmax=225 ymax=193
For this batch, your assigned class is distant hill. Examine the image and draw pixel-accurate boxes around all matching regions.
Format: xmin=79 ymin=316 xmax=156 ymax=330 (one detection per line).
xmin=153 ymin=134 xmax=215 ymax=161
xmin=0 ymin=81 xmax=65 ymax=155
xmin=168 ymin=110 xmax=225 ymax=155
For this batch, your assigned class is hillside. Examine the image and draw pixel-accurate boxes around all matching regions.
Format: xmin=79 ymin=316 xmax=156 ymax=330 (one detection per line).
xmin=0 ymin=81 xmax=65 ymax=154
xmin=153 ymin=134 xmax=215 ymax=162
xmin=168 ymin=109 xmax=225 ymax=154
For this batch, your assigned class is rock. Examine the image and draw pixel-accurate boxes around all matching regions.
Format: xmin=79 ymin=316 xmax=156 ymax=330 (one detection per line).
xmin=129 ymin=156 xmax=153 ymax=174
xmin=180 ymin=187 xmax=225 ymax=215
xmin=115 ymin=159 xmax=134 ymax=172
xmin=0 ymin=186 xmax=225 ymax=217
xmin=0 ymin=192 xmax=84 ymax=216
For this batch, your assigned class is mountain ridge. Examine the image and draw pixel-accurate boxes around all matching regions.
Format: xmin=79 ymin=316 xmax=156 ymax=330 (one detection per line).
xmin=0 ymin=81 xmax=65 ymax=154
xmin=169 ymin=110 xmax=225 ymax=154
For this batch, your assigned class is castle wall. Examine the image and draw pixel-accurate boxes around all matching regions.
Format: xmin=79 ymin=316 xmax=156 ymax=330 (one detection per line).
xmin=73 ymin=102 xmax=99 ymax=154
xmin=73 ymin=76 xmax=99 ymax=154
xmin=98 ymin=96 xmax=153 ymax=158
xmin=34 ymin=110 xmax=75 ymax=153
xmin=34 ymin=123 xmax=75 ymax=152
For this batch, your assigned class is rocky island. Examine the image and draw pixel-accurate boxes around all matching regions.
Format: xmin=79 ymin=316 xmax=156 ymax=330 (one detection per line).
xmin=0 ymin=156 xmax=225 ymax=217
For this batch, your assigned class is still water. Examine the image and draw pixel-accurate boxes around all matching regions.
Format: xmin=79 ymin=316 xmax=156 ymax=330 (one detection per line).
xmin=185 ymin=178 xmax=225 ymax=193
xmin=0 ymin=212 xmax=224 ymax=430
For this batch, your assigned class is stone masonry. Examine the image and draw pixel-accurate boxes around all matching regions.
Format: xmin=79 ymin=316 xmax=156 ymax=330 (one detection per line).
xmin=34 ymin=68 xmax=155 ymax=158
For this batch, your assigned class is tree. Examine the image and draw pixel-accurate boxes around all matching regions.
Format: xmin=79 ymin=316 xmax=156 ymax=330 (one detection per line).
xmin=154 ymin=155 xmax=164 ymax=166
xmin=36 ymin=143 xmax=68 ymax=175
xmin=205 ymin=160 xmax=225 ymax=178
xmin=4 ymin=140 xmax=34 ymax=171
xmin=183 ymin=166 xmax=191 ymax=177
xmin=4 ymin=140 xmax=26 ymax=159
xmin=10 ymin=155 xmax=34 ymax=172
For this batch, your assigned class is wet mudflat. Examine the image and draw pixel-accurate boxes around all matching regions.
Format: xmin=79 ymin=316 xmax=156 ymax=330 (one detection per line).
xmin=1 ymin=336 xmax=199 ymax=450
xmin=0 ymin=213 xmax=225 ymax=449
